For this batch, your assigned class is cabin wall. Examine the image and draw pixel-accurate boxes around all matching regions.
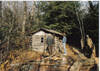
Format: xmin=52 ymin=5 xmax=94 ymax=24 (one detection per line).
xmin=55 ymin=36 xmax=64 ymax=53
xmin=32 ymin=31 xmax=46 ymax=52
xmin=31 ymin=30 xmax=63 ymax=53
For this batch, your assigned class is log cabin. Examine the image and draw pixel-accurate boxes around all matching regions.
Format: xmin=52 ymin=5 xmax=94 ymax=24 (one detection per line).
xmin=28 ymin=28 xmax=64 ymax=53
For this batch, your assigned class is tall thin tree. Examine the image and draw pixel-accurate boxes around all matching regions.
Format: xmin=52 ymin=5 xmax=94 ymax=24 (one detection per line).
xmin=22 ymin=1 xmax=27 ymax=35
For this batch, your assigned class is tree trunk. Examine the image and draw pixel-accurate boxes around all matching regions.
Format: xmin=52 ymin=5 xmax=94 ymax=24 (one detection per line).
xmin=22 ymin=1 xmax=27 ymax=35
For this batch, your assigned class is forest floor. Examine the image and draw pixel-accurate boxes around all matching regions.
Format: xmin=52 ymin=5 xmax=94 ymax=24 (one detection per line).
xmin=0 ymin=45 xmax=99 ymax=71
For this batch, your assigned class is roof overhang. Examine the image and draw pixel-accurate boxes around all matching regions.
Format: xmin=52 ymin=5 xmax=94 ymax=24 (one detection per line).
xmin=28 ymin=28 xmax=63 ymax=37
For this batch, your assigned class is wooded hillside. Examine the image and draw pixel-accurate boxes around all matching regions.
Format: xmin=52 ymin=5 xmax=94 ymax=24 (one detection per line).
xmin=0 ymin=1 xmax=99 ymax=56
xmin=0 ymin=1 xmax=99 ymax=71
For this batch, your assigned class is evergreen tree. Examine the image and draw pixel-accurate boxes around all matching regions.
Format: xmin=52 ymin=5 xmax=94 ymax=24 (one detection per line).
xmin=39 ymin=1 xmax=81 ymax=47
xmin=84 ymin=1 xmax=99 ymax=56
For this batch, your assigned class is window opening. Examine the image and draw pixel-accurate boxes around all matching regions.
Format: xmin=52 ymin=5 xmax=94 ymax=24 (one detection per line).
xmin=41 ymin=37 xmax=43 ymax=43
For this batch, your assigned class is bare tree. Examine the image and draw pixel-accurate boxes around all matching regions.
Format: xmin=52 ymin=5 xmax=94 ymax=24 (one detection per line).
xmin=22 ymin=1 xmax=27 ymax=35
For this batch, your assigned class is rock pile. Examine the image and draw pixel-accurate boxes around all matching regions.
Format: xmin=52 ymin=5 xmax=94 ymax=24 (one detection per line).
xmin=0 ymin=45 xmax=99 ymax=71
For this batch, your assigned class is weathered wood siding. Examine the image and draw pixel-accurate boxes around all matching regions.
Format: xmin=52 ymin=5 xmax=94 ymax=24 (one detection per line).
xmin=31 ymin=30 xmax=63 ymax=53
xmin=32 ymin=31 xmax=46 ymax=52
xmin=54 ymin=36 xmax=63 ymax=53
